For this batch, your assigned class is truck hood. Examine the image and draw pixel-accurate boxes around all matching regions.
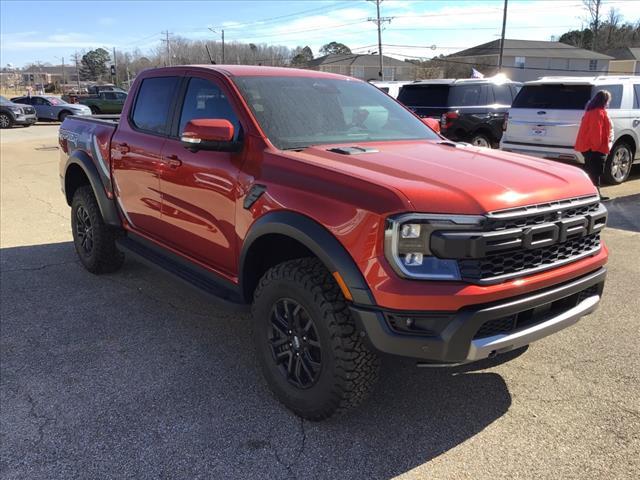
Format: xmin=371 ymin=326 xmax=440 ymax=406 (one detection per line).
xmin=284 ymin=140 xmax=597 ymax=215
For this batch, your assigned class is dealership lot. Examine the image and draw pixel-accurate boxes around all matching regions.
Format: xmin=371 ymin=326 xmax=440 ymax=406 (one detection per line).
xmin=1 ymin=125 xmax=639 ymax=479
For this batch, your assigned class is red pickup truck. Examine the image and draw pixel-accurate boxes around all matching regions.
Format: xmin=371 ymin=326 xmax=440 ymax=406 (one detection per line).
xmin=59 ymin=66 xmax=608 ymax=420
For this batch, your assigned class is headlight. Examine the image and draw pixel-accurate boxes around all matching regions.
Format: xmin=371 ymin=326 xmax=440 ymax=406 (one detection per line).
xmin=384 ymin=213 xmax=484 ymax=280
xmin=9 ymin=106 xmax=23 ymax=114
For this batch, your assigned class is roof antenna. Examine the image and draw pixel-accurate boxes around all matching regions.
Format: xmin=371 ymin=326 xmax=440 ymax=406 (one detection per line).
xmin=205 ymin=44 xmax=216 ymax=64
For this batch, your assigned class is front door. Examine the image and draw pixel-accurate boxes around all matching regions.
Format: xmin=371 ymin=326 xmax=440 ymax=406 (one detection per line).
xmin=157 ymin=75 xmax=244 ymax=276
xmin=111 ymin=75 xmax=182 ymax=237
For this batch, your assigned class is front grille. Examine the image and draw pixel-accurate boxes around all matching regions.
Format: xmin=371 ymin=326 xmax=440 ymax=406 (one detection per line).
xmin=473 ymin=284 xmax=601 ymax=339
xmin=459 ymin=233 xmax=600 ymax=283
xmin=488 ymin=202 xmax=600 ymax=231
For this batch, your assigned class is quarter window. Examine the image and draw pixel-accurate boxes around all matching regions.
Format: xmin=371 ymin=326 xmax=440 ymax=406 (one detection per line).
xmin=131 ymin=76 xmax=180 ymax=135
xmin=493 ymin=84 xmax=512 ymax=104
xmin=633 ymin=84 xmax=640 ymax=109
xmin=178 ymin=77 xmax=241 ymax=139
xmin=594 ymin=84 xmax=623 ymax=109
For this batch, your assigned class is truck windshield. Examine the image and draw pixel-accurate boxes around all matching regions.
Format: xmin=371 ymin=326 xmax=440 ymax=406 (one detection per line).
xmin=233 ymin=76 xmax=439 ymax=150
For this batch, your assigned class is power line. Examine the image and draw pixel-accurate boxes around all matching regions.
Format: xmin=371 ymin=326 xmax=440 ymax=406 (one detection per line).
xmin=161 ymin=31 xmax=173 ymax=67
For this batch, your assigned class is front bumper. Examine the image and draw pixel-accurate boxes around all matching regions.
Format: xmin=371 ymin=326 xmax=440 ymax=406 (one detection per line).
xmin=351 ymin=267 xmax=606 ymax=363
xmin=14 ymin=114 xmax=37 ymax=125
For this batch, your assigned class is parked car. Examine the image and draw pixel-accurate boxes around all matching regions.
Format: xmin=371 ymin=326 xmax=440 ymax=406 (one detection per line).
xmin=59 ymin=66 xmax=607 ymax=420
xmin=87 ymin=84 xmax=127 ymax=95
xmin=370 ymin=80 xmax=412 ymax=98
xmin=0 ymin=95 xmax=37 ymax=128
xmin=77 ymin=91 xmax=127 ymax=114
xmin=397 ymin=77 xmax=522 ymax=147
xmin=501 ymin=76 xmax=640 ymax=184
xmin=11 ymin=95 xmax=91 ymax=122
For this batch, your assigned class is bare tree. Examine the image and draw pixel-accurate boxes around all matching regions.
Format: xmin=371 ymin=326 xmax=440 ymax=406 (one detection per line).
xmin=583 ymin=0 xmax=603 ymax=50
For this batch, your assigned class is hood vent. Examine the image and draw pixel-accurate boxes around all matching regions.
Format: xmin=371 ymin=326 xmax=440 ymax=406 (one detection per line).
xmin=327 ymin=146 xmax=379 ymax=155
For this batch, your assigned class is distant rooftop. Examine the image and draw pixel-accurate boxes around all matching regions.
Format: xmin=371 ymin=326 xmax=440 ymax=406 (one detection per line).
xmin=307 ymin=54 xmax=409 ymax=67
xmin=449 ymin=39 xmax=613 ymax=60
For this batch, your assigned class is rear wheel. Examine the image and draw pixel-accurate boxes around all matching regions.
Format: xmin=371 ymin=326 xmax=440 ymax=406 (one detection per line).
xmin=604 ymin=142 xmax=633 ymax=184
xmin=89 ymin=106 xmax=101 ymax=115
xmin=71 ymin=186 xmax=124 ymax=273
xmin=252 ymin=258 xmax=380 ymax=420
xmin=0 ymin=113 xmax=13 ymax=129
xmin=470 ymin=133 xmax=493 ymax=148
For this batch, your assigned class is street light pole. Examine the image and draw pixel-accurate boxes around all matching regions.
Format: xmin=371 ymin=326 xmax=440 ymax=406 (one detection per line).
xmin=498 ymin=0 xmax=508 ymax=72
xmin=368 ymin=0 xmax=392 ymax=80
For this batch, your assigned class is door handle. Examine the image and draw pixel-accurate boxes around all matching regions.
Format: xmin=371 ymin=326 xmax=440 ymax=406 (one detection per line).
xmin=165 ymin=154 xmax=182 ymax=168
xmin=115 ymin=143 xmax=130 ymax=154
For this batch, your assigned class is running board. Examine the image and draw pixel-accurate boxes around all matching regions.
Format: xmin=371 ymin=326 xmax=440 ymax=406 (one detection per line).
xmin=116 ymin=234 xmax=248 ymax=312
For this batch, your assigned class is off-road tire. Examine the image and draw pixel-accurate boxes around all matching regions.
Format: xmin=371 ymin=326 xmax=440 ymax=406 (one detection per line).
xmin=71 ymin=186 xmax=124 ymax=274
xmin=0 ymin=113 xmax=13 ymax=129
xmin=252 ymin=258 xmax=380 ymax=420
xmin=603 ymin=141 xmax=634 ymax=185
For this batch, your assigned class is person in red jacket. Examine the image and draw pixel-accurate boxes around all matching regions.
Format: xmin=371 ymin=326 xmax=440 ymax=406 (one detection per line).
xmin=574 ymin=90 xmax=614 ymax=198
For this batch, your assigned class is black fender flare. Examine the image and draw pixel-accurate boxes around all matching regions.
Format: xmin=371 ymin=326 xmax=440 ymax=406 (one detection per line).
xmin=239 ymin=211 xmax=375 ymax=306
xmin=63 ymin=150 xmax=121 ymax=226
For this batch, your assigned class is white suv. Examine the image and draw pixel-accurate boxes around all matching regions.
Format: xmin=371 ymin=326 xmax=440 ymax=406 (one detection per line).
xmin=501 ymin=76 xmax=640 ymax=184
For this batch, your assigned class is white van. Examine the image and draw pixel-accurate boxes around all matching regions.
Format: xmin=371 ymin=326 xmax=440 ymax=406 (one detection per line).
xmin=369 ymin=81 xmax=412 ymax=99
xmin=501 ymin=76 xmax=640 ymax=184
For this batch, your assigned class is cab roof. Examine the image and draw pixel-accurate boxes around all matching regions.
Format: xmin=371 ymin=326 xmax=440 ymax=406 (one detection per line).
xmin=159 ymin=64 xmax=355 ymax=80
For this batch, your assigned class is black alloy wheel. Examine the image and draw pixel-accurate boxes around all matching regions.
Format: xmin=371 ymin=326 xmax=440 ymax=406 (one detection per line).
xmin=75 ymin=205 xmax=94 ymax=255
xmin=269 ymin=298 xmax=322 ymax=389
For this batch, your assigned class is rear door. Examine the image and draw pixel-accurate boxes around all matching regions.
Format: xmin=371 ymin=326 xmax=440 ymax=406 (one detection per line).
xmin=31 ymin=96 xmax=55 ymax=120
xmin=157 ymin=73 xmax=244 ymax=275
xmin=111 ymin=74 xmax=182 ymax=237
xmin=505 ymin=83 xmax=592 ymax=148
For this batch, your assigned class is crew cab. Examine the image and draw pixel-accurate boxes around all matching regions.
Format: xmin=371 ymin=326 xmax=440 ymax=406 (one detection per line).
xmin=59 ymin=66 xmax=608 ymax=420
xmin=501 ymin=76 xmax=640 ymax=184
xmin=397 ymin=77 xmax=521 ymax=147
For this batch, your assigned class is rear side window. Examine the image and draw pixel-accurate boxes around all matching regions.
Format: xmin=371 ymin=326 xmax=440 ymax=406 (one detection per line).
xmin=634 ymin=84 xmax=640 ymax=109
xmin=449 ymin=84 xmax=488 ymax=106
xmin=592 ymin=84 xmax=622 ymax=109
xmin=512 ymin=84 xmax=591 ymax=109
xmin=131 ymin=76 xmax=181 ymax=135
xmin=398 ymin=85 xmax=449 ymax=107
xmin=493 ymin=84 xmax=512 ymax=104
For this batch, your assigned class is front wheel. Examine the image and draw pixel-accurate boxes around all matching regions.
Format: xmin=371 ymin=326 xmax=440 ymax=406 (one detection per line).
xmin=252 ymin=258 xmax=380 ymax=420
xmin=604 ymin=142 xmax=634 ymax=184
xmin=89 ymin=106 xmax=101 ymax=115
xmin=0 ymin=113 xmax=13 ymax=129
xmin=58 ymin=110 xmax=70 ymax=122
xmin=71 ymin=186 xmax=124 ymax=273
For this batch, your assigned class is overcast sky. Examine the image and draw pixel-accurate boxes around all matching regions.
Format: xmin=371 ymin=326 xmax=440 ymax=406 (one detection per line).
xmin=1 ymin=0 xmax=639 ymax=67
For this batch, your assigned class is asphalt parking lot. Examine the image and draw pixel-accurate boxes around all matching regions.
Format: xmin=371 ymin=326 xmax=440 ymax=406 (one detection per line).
xmin=1 ymin=124 xmax=639 ymax=479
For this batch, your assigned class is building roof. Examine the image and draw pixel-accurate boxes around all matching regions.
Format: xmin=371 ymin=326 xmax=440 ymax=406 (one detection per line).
xmin=307 ymin=54 xmax=409 ymax=68
xmin=448 ymin=39 xmax=613 ymax=60
xmin=605 ymin=47 xmax=640 ymax=61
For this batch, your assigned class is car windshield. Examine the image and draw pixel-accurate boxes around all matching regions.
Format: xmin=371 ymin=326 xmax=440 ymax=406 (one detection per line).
xmin=233 ymin=76 xmax=439 ymax=150
xmin=45 ymin=97 xmax=67 ymax=105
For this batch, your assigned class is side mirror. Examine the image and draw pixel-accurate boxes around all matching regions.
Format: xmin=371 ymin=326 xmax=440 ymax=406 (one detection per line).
xmin=181 ymin=119 xmax=239 ymax=152
xmin=421 ymin=116 xmax=441 ymax=134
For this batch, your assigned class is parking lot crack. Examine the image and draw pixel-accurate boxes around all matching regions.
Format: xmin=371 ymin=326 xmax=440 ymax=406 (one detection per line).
xmin=1 ymin=261 xmax=77 ymax=272
xmin=269 ymin=418 xmax=306 ymax=479
xmin=25 ymin=391 xmax=56 ymax=446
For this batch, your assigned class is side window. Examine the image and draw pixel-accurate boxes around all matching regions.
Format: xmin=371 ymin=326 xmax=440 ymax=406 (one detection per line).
xmin=31 ymin=97 xmax=47 ymax=106
xmin=104 ymin=92 xmax=116 ymax=100
xmin=493 ymin=84 xmax=512 ymax=105
xmin=178 ymin=77 xmax=241 ymax=140
xmin=131 ymin=76 xmax=180 ymax=135
xmin=115 ymin=92 xmax=127 ymax=101
xmin=633 ymin=84 xmax=640 ymax=109
xmin=594 ymin=84 xmax=623 ymax=109
xmin=13 ymin=98 xmax=29 ymax=104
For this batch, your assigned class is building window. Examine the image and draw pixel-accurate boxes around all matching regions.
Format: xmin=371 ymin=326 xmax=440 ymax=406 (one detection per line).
xmin=589 ymin=59 xmax=598 ymax=71
xmin=515 ymin=57 xmax=525 ymax=69
xmin=351 ymin=66 xmax=365 ymax=79
xmin=383 ymin=67 xmax=394 ymax=81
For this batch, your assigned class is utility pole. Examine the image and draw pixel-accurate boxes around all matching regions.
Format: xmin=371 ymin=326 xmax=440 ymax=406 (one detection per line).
xmin=208 ymin=28 xmax=225 ymax=63
xmin=368 ymin=0 xmax=392 ymax=80
xmin=162 ymin=30 xmax=172 ymax=66
xmin=72 ymin=51 xmax=81 ymax=91
xmin=498 ymin=0 xmax=508 ymax=72
xmin=112 ymin=46 xmax=118 ymax=86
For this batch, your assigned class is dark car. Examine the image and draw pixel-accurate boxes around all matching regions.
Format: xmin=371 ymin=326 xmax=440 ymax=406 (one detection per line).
xmin=0 ymin=95 xmax=37 ymax=128
xmin=397 ymin=77 xmax=521 ymax=148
